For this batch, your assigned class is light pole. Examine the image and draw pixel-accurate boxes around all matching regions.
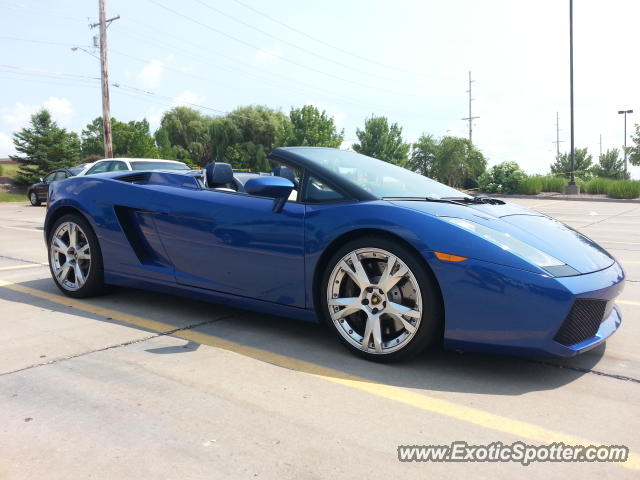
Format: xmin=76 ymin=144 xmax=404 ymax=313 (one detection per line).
xmin=618 ymin=109 xmax=633 ymax=176
xmin=565 ymin=0 xmax=579 ymax=194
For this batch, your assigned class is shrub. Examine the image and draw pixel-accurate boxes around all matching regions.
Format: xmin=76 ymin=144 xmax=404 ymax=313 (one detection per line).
xmin=582 ymin=177 xmax=612 ymax=194
xmin=478 ymin=161 xmax=527 ymax=194
xmin=606 ymin=180 xmax=640 ymax=199
xmin=0 ymin=164 xmax=3 ymax=176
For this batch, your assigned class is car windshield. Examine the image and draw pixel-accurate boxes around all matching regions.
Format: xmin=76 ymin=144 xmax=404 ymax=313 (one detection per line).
xmin=291 ymin=148 xmax=471 ymax=199
xmin=68 ymin=168 xmax=83 ymax=176
xmin=130 ymin=161 xmax=190 ymax=171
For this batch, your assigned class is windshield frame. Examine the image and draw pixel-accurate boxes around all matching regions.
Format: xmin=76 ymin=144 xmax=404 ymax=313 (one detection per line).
xmin=270 ymin=147 xmax=471 ymax=201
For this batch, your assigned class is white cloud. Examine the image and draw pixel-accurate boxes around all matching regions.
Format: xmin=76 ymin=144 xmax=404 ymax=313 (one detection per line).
xmin=42 ymin=97 xmax=74 ymax=126
xmin=0 ymin=131 xmax=14 ymax=157
xmin=172 ymin=90 xmax=203 ymax=107
xmin=0 ymin=97 xmax=76 ymax=156
xmin=137 ymin=59 xmax=165 ymax=89
xmin=254 ymin=47 xmax=281 ymax=63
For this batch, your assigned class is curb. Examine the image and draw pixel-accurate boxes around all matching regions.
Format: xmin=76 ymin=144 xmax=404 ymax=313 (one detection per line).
xmin=488 ymin=194 xmax=640 ymax=204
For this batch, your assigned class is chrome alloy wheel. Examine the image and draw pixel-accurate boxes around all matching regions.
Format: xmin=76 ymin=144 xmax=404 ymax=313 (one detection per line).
xmin=327 ymin=248 xmax=422 ymax=355
xmin=50 ymin=222 xmax=91 ymax=291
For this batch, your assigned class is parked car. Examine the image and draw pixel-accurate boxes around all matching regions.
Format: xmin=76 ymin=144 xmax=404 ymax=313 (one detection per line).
xmin=78 ymin=158 xmax=191 ymax=175
xmin=27 ymin=167 xmax=83 ymax=206
xmin=44 ymin=147 xmax=624 ymax=362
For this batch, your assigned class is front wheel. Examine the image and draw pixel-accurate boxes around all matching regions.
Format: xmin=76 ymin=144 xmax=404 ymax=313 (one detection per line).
xmin=320 ymin=236 xmax=442 ymax=362
xmin=48 ymin=214 xmax=106 ymax=298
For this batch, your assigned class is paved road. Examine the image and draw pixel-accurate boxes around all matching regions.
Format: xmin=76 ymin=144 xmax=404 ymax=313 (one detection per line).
xmin=0 ymin=198 xmax=638 ymax=479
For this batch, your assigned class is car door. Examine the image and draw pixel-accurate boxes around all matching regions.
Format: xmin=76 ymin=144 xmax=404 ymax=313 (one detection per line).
xmin=150 ymin=187 xmax=306 ymax=308
xmin=36 ymin=172 xmax=56 ymax=198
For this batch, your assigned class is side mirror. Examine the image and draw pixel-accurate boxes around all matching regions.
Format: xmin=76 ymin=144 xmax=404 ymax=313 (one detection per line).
xmin=244 ymin=176 xmax=294 ymax=213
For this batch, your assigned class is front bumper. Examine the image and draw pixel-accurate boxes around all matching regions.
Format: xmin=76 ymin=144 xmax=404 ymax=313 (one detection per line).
xmin=425 ymin=252 xmax=625 ymax=358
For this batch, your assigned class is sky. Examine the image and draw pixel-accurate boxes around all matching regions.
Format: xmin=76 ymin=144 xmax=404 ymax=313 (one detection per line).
xmin=1 ymin=0 xmax=639 ymax=178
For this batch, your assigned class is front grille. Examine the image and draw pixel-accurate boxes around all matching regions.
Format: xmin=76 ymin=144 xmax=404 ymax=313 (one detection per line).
xmin=553 ymin=299 xmax=607 ymax=346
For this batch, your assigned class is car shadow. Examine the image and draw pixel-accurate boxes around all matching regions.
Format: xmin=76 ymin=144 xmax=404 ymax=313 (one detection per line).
xmin=0 ymin=277 xmax=607 ymax=397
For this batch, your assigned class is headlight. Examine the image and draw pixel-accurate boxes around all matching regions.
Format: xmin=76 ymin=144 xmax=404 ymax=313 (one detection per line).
xmin=442 ymin=217 xmax=577 ymax=277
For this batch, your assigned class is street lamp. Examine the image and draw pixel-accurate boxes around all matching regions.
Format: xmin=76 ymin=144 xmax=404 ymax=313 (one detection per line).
xmin=618 ymin=109 xmax=633 ymax=176
xmin=565 ymin=0 xmax=579 ymax=193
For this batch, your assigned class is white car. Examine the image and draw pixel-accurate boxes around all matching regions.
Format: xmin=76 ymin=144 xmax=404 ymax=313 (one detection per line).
xmin=78 ymin=158 xmax=191 ymax=176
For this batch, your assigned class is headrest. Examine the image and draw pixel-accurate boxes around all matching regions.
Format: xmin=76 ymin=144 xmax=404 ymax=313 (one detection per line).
xmin=205 ymin=162 xmax=233 ymax=186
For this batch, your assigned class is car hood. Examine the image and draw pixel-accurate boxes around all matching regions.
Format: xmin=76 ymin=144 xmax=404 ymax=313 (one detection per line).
xmin=391 ymin=200 xmax=615 ymax=275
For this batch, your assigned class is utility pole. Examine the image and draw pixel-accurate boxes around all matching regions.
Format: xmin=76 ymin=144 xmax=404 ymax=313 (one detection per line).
xmin=91 ymin=0 xmax=119 ymax=158
xmin=552 ymin=112 xmax=563 ymax=161
xmin=462 ymin=71 xmax=479 ymax=143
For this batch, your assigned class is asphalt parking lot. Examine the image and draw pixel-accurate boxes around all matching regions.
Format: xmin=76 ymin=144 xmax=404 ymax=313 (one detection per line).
xmin=0 ymin=198 xmax=638 ymax=479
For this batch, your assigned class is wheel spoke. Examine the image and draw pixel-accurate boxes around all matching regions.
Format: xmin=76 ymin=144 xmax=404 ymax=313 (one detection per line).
xmin=56 ymin=262 xmax=71 ymax=282
xmin=74 ymin=263 xmax=86 ymax=287
xmin=388 ymin=301 xmax=421 ymax=319
xmin=329 ymin=297 xmax=361 ymax=319
xmin=339 ymin=255 xmax=370 ymax=290
xmin=377 ymin=255 xmax=409 ymax=292
xmin=68 ymin=223 xmax=78 ymax=248
xmin=349 ymin=253 xmax=371 ymax=287
xmin=371 ymin=316 xmax=383 ymax=353
xmin=77 ymin=244 xmax=91 ymax=260
xmin=361 ymin=314 xmax=375 ymax=351
xmin=386 ymin=311 xmax=417 ymax=334
xmin=53 ymin=236 xmax=68 ymax=251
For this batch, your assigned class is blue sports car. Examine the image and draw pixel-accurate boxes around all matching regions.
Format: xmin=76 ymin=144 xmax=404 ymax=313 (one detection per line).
xmin=44 ymin=147 xmax=625 ymax=362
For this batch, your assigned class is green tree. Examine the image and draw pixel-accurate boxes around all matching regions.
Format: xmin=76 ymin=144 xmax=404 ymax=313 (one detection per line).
xmin=628 ymin=123 xmax=640 ymax=167
xmin=281 ymin=105 xmax=344 ymax=147
xmin=410 ymin=135 xmax=486 ymax=188
xmin=156 ymin=107 xmax=211 ymax=166
xmin=352 ymin=116 xmax=409 ymax=166
xmin=10 ymin=109 xmax=80 ymax=185
xmin=592 ymin=148 xmax=628 ymax=179
xmin=478 ymin=161 xmax=527 ymax=194
xmin=225 ymin=105 xmax=291 ymax=171
xmin=81 ymin=117 xmax=158 ymax=159
xmin=550 ymin=148 xmax=593 ymax=178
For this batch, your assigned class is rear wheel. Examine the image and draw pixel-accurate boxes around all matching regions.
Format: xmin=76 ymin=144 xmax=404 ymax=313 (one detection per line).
xmin=48 ymin=214 xmax=106 ymax=298
xmin=29 ymin=191 xmax=40 ymax=206
xmin=320 ymin=236 xmax=442 ymax=362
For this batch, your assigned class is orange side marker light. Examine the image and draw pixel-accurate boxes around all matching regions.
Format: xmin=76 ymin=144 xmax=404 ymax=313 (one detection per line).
xmin=434 ymin=251 xmax=468 ymax=262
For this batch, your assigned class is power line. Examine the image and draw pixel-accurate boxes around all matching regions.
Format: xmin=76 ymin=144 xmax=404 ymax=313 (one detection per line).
xmin=0 ymin=64 xmax=311 ymax=129
xmin=191 ymin=0 xmax=393 ymax=83
xmin=227 ymin=0 xmax=412 ymax=74
xmin=147 ymin=0 xmax=422 ymax=98
xmin=117 ymin=29 xmax=372 ymax=109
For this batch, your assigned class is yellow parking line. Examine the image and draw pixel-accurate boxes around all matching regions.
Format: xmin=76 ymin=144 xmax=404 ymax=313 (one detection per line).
xmin=619 ymin=300 xmax=640 ymax=307
xmin=0 ymin=278 xmax=638 ymax=472
xmin=0 ymin=225 xmax=42 ymax=233
xmin=0 ymin=263 xmax=48 ymax=271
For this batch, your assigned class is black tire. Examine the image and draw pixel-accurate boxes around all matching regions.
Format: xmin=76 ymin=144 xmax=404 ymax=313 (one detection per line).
xmin=29 ymin=191 xmax=41 ymax=206
xmin=320 ymin=235 xmax=443 ymax=362
xmin=48 ymin=213 xmax=107 ymax=298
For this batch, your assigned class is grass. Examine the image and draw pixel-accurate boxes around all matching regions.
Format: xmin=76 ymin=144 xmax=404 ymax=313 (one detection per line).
xmin=0 ymin=192 xmax=26 ymax=202
xmin=0 ymin=163 xmax=19 ymax=178
xmin=605 ymin=180 xmax=640 ymax=199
